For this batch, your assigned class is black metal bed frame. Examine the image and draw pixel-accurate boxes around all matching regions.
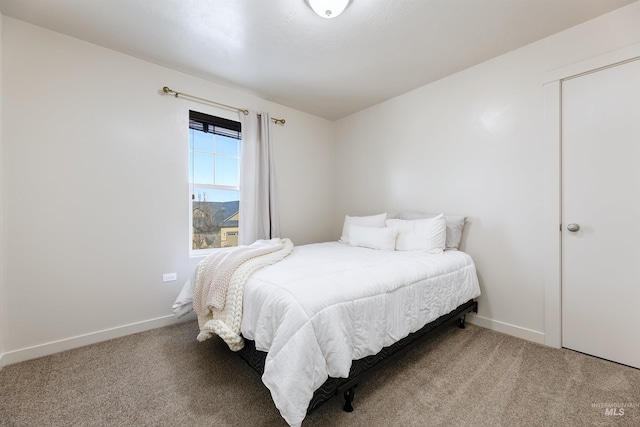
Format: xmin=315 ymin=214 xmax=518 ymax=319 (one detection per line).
xmin=238 ymin=298 xmax=478 ymax=414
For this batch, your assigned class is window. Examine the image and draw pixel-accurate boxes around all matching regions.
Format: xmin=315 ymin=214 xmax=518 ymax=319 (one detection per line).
xmin=189 ymin=110 xmax=241 ymax=253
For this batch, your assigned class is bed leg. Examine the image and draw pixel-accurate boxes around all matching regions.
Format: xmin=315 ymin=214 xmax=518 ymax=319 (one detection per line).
xmin=458 ymin=315 xmax=466 ymax=329
xmin=343 ymin=387 xmax=355 ymax=412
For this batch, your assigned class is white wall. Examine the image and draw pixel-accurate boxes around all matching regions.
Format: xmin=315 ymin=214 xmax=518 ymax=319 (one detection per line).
xmin=1 ymin=17 xmax=335 ymax=364
xmin=0 ymin=11 xmax=5 ymax=369
xmin=334 ymin=2 xmax=640 ymax=343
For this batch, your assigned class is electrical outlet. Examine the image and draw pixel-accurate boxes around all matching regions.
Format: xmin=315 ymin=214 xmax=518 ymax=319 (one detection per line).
xmin=163 ymin=273 xmax=177 ymax=282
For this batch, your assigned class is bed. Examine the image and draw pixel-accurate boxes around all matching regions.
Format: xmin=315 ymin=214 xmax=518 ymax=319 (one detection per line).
xmin=238 ymin=297 xmax=478 ymax=415
xmin=174 ymin=213 xmax=481 ymax=426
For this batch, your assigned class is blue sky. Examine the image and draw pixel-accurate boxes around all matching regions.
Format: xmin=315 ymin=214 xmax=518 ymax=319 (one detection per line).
xmin=190 ymin=129 xmax=241 ymax=202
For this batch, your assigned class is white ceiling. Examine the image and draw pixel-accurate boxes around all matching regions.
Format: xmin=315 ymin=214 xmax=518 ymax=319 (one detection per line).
xmin=0 ymin=0 xmax=636 ymax=120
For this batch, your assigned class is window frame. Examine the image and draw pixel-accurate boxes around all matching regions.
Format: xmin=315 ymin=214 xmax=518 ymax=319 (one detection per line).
xmin=188 ymin=110 xmax=242 ymax=257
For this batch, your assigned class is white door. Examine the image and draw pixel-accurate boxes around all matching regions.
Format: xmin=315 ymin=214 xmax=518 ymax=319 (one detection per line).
xmin=562 ymin=58 xmax=640 ymax=369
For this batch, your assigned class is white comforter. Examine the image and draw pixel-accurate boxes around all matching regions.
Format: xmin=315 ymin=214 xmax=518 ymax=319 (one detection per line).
xmin=241 ymin=242 xmax=481 ymax=426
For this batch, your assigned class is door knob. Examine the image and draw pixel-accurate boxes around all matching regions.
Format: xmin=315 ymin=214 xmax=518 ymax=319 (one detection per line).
xmin=567 ymin=223 xmax=580 ymax=232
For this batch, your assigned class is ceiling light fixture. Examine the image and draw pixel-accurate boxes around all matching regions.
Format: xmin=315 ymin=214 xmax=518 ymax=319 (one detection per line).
xmin=307 ymin=0 xmax=351 ymax=19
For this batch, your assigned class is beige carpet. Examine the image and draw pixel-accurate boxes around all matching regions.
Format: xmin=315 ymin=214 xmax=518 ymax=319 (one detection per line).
xmin=1 ymin=321 xmax=638 ymax=426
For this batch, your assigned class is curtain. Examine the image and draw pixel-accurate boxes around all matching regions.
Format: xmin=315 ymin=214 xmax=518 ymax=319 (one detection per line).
xmin=238 ymin=110 xmax=280 ymax=245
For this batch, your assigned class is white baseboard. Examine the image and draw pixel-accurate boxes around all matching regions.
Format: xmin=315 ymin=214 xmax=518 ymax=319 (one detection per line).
xmin=466 ymin=313 xmax=545 ymax=345
xmin=1 ymin=312 xmax=545 ymax=368
xmin=0 ymin=314 xmax=186 ymax=367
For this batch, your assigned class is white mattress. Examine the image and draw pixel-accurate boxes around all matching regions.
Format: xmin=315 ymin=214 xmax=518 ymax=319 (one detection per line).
xmin=241 ymin=242 xmax=481 ymax=426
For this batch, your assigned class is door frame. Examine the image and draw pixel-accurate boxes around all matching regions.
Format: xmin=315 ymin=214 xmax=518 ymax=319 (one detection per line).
xmin=542 ymin=42 xmax=640 ymax=348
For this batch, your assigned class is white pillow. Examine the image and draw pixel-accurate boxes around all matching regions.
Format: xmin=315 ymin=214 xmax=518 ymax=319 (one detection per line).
xmin=385 ymin=215 xmax=446 ymax=253
xmin=349 ymin=225 xmax=398 ymax=251
xmin=339 ymin=213 xmax=387 ymax=244
xmin=396 ymin=212 xmax=466 ymax=250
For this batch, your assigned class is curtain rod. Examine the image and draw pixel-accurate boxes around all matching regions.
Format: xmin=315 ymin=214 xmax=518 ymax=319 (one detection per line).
xmin=162 ymin=86 xmax=285 ymax=125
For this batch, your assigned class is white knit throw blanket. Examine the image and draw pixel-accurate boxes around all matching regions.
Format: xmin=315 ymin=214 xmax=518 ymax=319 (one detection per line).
xmin=194 ymin=238 xmax=294 ymax=351
xmin=194 ymin=239 xmax=285 ymax=314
